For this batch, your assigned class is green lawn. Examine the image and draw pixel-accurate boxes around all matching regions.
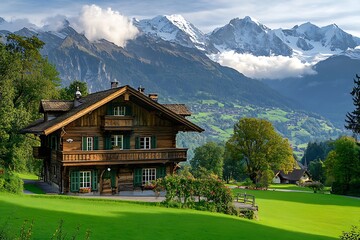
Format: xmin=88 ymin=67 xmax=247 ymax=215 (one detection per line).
xmin=0 ymin=191 xmax=359 ymax=239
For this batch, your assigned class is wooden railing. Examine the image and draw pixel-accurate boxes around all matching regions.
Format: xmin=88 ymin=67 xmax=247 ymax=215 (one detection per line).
xmin=236 ymin=193 xmax=256 ymax=207
xmin=102 ymin=115 xmax=133 ymax=130
xmin=58 ymin=148 xmax=187 ymax=165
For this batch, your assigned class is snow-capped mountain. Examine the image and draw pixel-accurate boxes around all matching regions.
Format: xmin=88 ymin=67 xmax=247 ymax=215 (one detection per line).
xmin=136 ymin=15 xmax=360 ymax=68
xmin=273 ymin=22 xmax=360 ymax=63
xmin=208 ymin=16 xmax=293 ymax=56
xmin=135 ymin=15 xmax=214 ymax=52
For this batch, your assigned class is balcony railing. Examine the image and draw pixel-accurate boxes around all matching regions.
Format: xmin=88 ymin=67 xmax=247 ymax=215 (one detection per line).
xmin=102 ymin=115 xmax=133 ymax=130
xmin=58 ymin=148 xmax=187 ymax=166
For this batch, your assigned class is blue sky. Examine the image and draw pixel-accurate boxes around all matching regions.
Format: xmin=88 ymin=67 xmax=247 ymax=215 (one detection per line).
xmin=1 ymin=0 xmax=360 ymax=36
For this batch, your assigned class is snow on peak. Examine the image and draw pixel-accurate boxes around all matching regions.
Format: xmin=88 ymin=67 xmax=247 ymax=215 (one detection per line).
xmin=136 ymin=14 xmax=207 ymax=50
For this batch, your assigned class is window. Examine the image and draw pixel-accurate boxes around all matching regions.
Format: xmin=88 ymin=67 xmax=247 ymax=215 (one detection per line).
xmin=140 ymin=137 xmax=151 ymax=149
xmin=79 ymin=171 xmax=91 ymax=189
xmin=142 ymin=168 xmax=156 ymax=185
xmin=113 ymin=106 xmax=126 ymax=116
xmin=82 ymin=136 xmax=98 ymax=151
xmin=70 ymin=170 xmax=98 ymax=192
xmin=86 ymin=137 xmax=93 ymax=150
xmin=111 ymin=135 xmax=123 ymax=149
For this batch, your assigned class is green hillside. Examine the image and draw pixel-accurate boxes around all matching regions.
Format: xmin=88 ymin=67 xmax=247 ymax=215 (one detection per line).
xmin=185 ymin=99 xmax=342 ymax=158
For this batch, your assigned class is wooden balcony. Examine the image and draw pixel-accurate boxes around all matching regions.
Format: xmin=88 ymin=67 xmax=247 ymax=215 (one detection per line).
xmin=58 ymin=148 xmax=187 ymax=166
xmin=102 ymin=115 xmax=134 ymax=130
xmin=33 ymin=147 xmax=50 ymax=159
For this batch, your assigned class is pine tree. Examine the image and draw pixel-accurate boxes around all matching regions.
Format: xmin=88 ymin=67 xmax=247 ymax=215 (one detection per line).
xmin=345 ymin=74 xmax=360 ymax=135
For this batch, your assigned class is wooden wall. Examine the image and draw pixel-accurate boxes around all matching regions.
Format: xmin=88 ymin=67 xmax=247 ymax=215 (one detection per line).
xmin=59 ymin=95 xmax=179 ymax=151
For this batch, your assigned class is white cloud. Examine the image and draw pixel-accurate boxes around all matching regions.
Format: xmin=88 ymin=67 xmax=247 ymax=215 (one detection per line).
xmin=209 ymin=51 xmax=317 ymax=80
xmin=0 ymin=17 xmax=38 ymax=32
xmin=70 ymin=4 xmax=139 ymax=47
xmin=41 ymin=15 xmax=68 ymax=32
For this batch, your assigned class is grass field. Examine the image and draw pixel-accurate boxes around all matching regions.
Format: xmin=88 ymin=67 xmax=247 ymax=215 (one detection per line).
xmin=0 ymin=190 xmax=359 ymax=239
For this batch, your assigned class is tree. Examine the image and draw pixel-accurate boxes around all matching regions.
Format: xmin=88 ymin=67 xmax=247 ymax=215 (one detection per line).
xmin=345 ymin=74 xmax=360 ymax=135
xmin=0 ymin=34 xmax=60 ymax=172
xmin=190 ymin=142 xmax=224 ymax=178
xmin=308 ymin=159 xmax=326 ymax=183
xmin=223 ymin=143 xmax=246 ymax=183
xmin=226 ymin=118 xmax=295 ymax=185
xmin=59 ymin=80 xmax=89 ymax=100
xmin=325 ymin=136 xmax=360 ymax=188
xmin=301 ymin=141 xmax=333 ymax=166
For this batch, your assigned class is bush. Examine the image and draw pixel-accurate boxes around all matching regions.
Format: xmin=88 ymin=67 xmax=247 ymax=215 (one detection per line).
xmin=154 ymin=175 xmax=237 ymax=216
xmin=331 ymin=181 xmax=360 ymax=197
xmin=0 ymin=171 xmax=23 ymax=194
xmin=302 ymin=181 xmax=324 ymax=193
xmin=340 ymin=225 xmax=360 ymax=240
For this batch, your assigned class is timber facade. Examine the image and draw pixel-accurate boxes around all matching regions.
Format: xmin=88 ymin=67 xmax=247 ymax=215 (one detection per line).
xmin=22 ymin=84 xmax=203 ymax=194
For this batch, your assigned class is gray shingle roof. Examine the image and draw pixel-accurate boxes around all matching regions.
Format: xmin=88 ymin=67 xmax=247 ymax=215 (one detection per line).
xmin=21 ymin=85 xmax=203 ymax=135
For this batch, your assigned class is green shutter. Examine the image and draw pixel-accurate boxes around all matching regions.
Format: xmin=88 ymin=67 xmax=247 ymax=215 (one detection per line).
xmin=105 ymin=135 xmax=111 ymax=150
xmin=94 ymin=136 xmax=99 ymax=150
xmin=82 ymin=137 xmax=87 ymax=151
xmin=156 ymin=166 xmax=166 ymax=179
xmin=151 ymin=136 xmax=157 ymax=149
xmin=135 ymin=136 xmax=140 ymax=149
xmin=111 ymin=170 xmax=117 ymax=188
xmin=91 ymin=170 xmax=98 ymax=191
xmin=125 ymin=105 xmax=132 ymax=116
xmin=106 ymin=103 xmax=113 ymax=115
xmin=124 ymin=135 xmax=130 ymax=149
xmin=134 ymin=168 xmax=142 ymax=187
xmin=70 ymin=171 xmax=80 ymax=192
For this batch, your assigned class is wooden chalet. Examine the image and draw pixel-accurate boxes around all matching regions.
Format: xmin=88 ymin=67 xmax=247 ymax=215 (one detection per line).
xmin=273 ymin=168 xmax=311 ymax=184
xmin=21 ymin=83 xmax=203 ymax=194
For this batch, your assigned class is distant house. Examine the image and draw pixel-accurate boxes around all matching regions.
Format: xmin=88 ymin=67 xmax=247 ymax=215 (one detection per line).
xmin=273 ymin=169 xmax=311 ymax=184
xmin=21 ymin=83 xmax=203 ymax=194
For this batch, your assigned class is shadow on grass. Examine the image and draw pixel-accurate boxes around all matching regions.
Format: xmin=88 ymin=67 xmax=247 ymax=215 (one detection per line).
xmin=233 ymin=188 xmax=360 ymax=207
xmin=0 ymin=194 xmax=336 ymax=240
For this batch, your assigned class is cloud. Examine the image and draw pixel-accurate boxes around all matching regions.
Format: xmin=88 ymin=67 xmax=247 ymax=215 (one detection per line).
xmin=0 ymin=17 xmax=38 ymax=32
xmin=70 ymin=4 xmax=139 ymax=47
xmin=41 ymin=15 xmax=68 ymax=32
xmin=209 ymin=51 xmax=317 ymax=80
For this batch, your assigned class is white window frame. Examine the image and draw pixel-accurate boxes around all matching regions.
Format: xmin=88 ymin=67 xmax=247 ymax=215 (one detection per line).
xmin=142 ymin=168 xmax=156 ymax=185
xmin=140 ymin=137 xmax=151 ymax=149
xmin=113 ymin=106 xmax=126 ymax=116
xmin=111 ymin=135 xmax=123 ymax=149
xmin=79 ymin=171 xmax=91 ymax=189
xmin=86 ymin=137 xmax=93 ymax=151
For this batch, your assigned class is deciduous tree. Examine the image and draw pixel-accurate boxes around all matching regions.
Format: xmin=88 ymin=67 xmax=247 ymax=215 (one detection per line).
xmin=226 ymin=118 xmax=295 ymax=184
xmin=59 ymin=80 xmax=88 ymax=100
xmin=190 ymin=142 xmax=224 ymax=178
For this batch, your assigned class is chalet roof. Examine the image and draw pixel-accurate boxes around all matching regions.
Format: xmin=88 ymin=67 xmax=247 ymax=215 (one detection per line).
xmin=40 ymin=100 xmax=73 ymax=113
xmin=163 ymin=104 xmax=191 ymax=116
xmin=277 ymin=169 xmax=309 ymax=181
xmin=21 ymin=85 xmax=204 ymax=135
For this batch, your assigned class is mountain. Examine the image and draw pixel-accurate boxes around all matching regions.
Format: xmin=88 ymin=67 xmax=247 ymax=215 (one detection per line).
xmin=135 ymin=15 xmax=214 ymax=52
xmin=208 ymin=16 xmax=293 ymax=56
xmin=266 ymin=50 xmax=360 ymax=126
xmin=0 ymin=16 xmax=347 ymax=154
xmin=137 ymin=15 xmax=360 ymax=64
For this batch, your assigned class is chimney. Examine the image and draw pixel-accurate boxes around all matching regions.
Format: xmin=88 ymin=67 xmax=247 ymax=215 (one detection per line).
xmin=111 ymin=80 xmax=119 ymax=89
xmin=138 ymin=86 xmax=145 ymax=94
xmin=74 ymin=86 xmax=82 ymax=107
xmin=148 ymin=93 xmax=158 ymax=102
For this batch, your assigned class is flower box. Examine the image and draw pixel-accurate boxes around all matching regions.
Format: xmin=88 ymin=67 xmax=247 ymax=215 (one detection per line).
xmin=79 ymin=187 xmax=91 ymax=193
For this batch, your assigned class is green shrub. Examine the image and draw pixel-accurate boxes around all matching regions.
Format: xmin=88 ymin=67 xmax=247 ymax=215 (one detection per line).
xmin=302 ymin=181 xmax=324 ymax=193
xmin=154 ymin=175 xmax=237 ymax=216
xmin=340 ymin=225 xmax=360 ymax=240
xmin=0 ymin=171 xmax=23 ymax=194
